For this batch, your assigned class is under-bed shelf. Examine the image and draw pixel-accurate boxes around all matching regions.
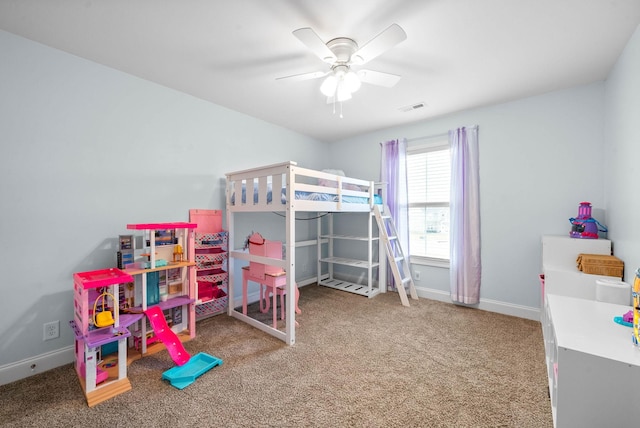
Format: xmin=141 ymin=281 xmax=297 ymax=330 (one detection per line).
xmin=320 ymin=234 xmax=380 ymax=242
xmin=319 ymin=256 xmax=379 ymax=269
xmin=318 ymin=278 xmax=381 ymax=297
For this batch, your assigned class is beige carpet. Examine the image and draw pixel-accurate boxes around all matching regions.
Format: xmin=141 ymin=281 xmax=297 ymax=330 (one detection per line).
xmin=0 ymin=285 xmax=552 ymax=427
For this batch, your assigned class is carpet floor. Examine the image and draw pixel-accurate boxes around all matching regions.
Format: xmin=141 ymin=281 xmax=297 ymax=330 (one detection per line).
xmin=0 ymin=285 xmax=553 ymax=427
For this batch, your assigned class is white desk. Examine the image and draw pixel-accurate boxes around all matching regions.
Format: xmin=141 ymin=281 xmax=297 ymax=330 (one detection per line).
xmin=542 ymin=294 xmax=640 ymax=427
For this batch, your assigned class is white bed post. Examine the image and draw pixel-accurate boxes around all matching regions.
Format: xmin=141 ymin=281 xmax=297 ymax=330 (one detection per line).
xmin=285 ymin=165 xmax=296 ymax=345
xmin=377 ymin=182 xmax=387 ymax=293
xmin=328 ymin=213 xmax=334 ymax=279
xmin=368 ymin=209 xmax=373 ymax=295
xmin=378 ymin=223 xmax=387 ymax=294
xmin=317 ymin=215 xmax=323 ymax=284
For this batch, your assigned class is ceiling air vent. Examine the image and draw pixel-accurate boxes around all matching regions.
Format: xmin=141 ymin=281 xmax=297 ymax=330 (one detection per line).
xmin=398 ymin=102 xmax=426 ymax=112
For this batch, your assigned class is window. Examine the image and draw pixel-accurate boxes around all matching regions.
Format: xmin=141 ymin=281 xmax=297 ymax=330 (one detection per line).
xmin=407 ymin=141 xmax=450 ymax=263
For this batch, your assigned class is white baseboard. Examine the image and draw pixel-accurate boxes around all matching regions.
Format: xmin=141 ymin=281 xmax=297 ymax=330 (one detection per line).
xmin=320 ymin=272 xmax=541 ymax=321
xmin=0 ymin=346 xmax=75 ymax=386
xmin=415 ymin=286 xmax=541 ymax=321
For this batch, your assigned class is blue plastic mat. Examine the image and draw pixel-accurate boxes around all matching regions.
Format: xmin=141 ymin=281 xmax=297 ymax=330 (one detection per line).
xmin=162 ymin=352 xmax=223 ymax=389
xmin=613 ymin=316 xmax=633 ymax=328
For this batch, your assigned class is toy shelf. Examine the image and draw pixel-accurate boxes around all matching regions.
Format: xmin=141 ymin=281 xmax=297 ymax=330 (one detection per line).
xmin=194 ymin=231 xmax=228 ymax=320
xmin=122 ymin=260 xmax=196 ymax=275
xmin=189 ymin=210 xmax=228 ymax=321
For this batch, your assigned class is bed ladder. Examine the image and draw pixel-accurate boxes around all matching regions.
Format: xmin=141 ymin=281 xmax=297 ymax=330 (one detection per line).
xmin=373 ymin=205 xmax=418 ymax=307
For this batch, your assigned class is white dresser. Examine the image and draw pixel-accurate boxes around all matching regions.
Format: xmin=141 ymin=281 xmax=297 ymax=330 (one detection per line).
xmin=542 ymin=294 xmax=640 ymax=427
xmin=541 ymin=235 xmax=619 ymax=304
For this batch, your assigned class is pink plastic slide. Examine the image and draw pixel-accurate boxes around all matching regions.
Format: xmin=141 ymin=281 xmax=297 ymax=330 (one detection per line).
xmin=144 ymin=306 xmax=191 ymax=366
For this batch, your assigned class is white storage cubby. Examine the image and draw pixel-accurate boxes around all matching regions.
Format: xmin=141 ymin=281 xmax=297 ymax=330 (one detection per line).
xmin=541 ymin=235 xmax=619 ymax=309
xmin=542 ymin=294 xmax=640 ymax=427
xmin=541 ymin=235 xmax=612 ymax=271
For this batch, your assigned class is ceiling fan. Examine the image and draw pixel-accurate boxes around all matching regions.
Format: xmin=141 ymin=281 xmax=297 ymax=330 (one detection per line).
xmin=277 ymin=24 xmax=407 ymax=106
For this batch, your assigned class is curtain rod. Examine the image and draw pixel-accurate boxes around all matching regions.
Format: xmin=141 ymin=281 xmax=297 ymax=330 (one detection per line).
xmin=406 ymin=125 xmax=478 ymax=143
xmin=406 ymin=132 xmax=448 ymax=142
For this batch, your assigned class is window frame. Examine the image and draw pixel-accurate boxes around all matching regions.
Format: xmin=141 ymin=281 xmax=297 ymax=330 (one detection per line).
xmin=406 ymin=138 xmax=451 ymax=268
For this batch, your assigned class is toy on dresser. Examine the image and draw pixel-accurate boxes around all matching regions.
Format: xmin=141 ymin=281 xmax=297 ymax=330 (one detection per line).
xmin=569 ymin=201 xmax=607 ymax=239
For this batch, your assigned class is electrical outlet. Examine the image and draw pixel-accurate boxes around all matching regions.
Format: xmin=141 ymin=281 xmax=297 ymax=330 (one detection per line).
xmin=43 ymin=321 xmax=60 ymax=341
xmin=414 ymin=270 xmax=421 ymax=281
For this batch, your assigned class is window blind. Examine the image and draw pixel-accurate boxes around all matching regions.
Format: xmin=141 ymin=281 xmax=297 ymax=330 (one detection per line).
xmin=407 ymin=144 xmax=450 ymax=260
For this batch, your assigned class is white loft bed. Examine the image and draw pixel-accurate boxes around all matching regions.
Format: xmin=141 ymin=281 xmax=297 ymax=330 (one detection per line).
xmin=225 ymin=161 xmax=386 ymax=345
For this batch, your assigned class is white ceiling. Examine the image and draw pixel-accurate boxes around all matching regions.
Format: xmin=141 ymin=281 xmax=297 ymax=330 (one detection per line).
xmin=1 ymin=0 xmax=639 ymax=142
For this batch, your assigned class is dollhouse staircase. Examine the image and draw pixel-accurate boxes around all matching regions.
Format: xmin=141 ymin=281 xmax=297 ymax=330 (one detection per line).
xmin=374 ymin=205 xmax=418 ymax=307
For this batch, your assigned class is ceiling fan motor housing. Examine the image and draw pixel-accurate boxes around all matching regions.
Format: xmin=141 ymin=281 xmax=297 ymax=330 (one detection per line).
xmin=326 ymin=37 xmax=360 ymax=64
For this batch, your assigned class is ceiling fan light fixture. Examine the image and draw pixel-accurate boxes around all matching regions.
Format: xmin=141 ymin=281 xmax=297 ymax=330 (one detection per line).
xmin=344 ymin=70 xmax=361 ymax=93
xmin=320 ymin=74 xmax=338 ymax=97
xmin=336 ymin=82 xmax=352 ymax=102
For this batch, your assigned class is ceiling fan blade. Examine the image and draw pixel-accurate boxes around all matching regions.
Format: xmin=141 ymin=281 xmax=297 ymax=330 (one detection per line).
xmin=293 ymin=28 xmax=337 ymax=63
xmin=276 ymin=70 xmax=328 ymax=82
xmin=358 ymin=69 xmax=402 ymax=87
xmin=352 ymin=23 xmax=407 ymax=64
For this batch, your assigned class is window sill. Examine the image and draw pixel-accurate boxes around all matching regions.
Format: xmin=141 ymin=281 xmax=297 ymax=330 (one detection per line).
xmin=409 ymin=256 xmax=450 ymax=269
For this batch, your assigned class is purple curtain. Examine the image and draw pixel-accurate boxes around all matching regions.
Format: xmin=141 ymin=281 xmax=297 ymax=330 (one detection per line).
xmin=449 ymin=126 xmax=481 ymax=304
xmin=380 ymin=139 xmax=409 ymax=288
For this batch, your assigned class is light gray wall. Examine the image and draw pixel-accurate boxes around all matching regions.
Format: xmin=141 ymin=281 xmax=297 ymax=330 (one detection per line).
xmin=0 ymin=30 xmax=328 ymax=368
xmin=329 ymin=82 xmax=607 ymax=313
xmin=604 ymin=24 xmax=640 ymax=281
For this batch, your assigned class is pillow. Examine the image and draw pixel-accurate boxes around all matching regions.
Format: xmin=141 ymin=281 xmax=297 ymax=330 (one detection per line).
xmin=342 ymin=182 xmax=363 ymax=191
xmin=319 ymin=169 xmax=346 ymax=188
xmin=318 ymin=169 xmax=364 ymax=191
